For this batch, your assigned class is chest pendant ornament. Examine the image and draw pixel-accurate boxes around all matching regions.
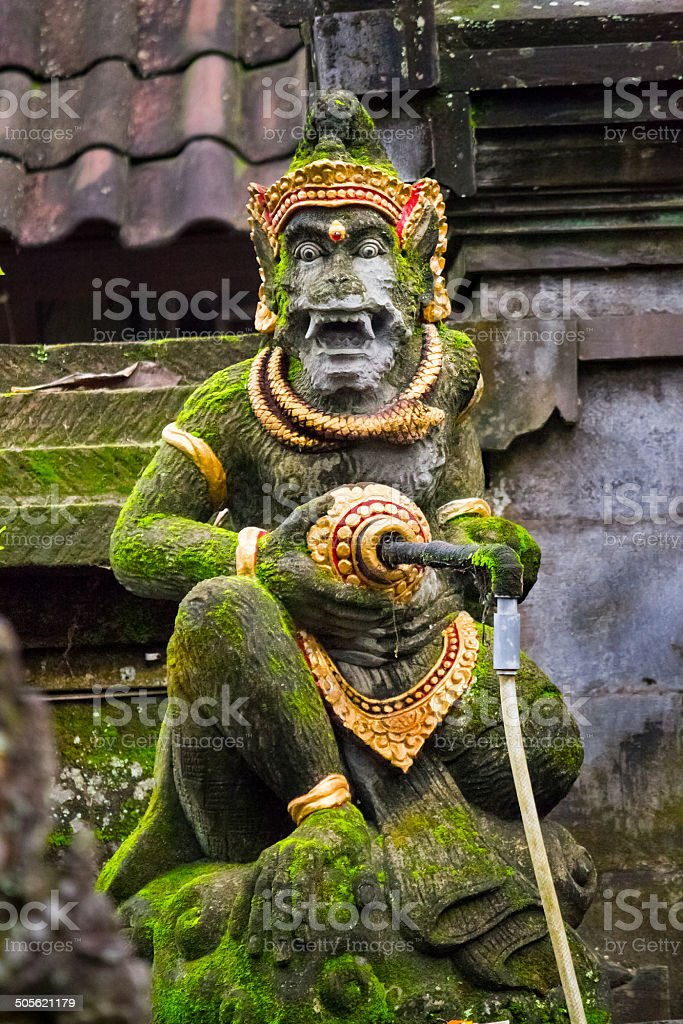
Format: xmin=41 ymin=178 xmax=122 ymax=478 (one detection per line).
xmin=300 ymin=484 xmax=479 ymax=772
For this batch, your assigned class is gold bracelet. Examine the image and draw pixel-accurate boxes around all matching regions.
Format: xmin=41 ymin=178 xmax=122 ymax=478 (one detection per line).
xmin=287 ymin=774 xmax=351 ymax=826
xmin=436 ymin=497 xmax=492 ymax=528
xmin=235 ymin=527 xmax=267 ymax=576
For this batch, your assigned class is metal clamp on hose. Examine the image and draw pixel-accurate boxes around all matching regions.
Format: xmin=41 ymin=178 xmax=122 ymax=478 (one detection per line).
xmin=493 ymin=597 xmax=521 ymax=674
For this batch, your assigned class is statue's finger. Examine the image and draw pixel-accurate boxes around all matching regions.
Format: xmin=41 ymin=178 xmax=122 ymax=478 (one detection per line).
xmin=300 ymin=594 xmax=392 ymax=629
xmin=270 ymin=854 xmax=301 ymax=965
xmin=228 ymin=862 xmax=260 ymax=940
xmin=247 ymin=852 xmax=277 ymax=955
xmin=397 ymin=592 xmax=454 ymax=635
xmin=279 ymin=492 xmax=342 ymax=534
xmin=310 ymin=595 xmax=385 ymax=622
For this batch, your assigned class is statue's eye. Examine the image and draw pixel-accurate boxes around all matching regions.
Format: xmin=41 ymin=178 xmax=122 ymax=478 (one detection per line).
xmin=295 ymin=243 xmax=323 ymax=263
xmin=357 ymin=240 xmax=383 ymax=259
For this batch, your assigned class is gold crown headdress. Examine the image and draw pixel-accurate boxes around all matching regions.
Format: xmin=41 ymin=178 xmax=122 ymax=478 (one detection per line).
xmin=248 ymin=108 xmax=451 ymax=333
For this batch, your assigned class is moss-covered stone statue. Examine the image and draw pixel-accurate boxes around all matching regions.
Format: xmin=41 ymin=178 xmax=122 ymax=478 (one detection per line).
xmin=98 ymin=92 xmax=611 ymax=1024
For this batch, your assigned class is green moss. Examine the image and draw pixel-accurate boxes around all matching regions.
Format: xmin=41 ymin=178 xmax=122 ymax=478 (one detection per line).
xmin=437 ymin=0 xmax=525 ymax=22
xmin=440 ymin=515 xmax=541 ymax=595
xmin=438 ymin=320 xmax=479 ymax=353
xmin=201 ymin=582 xmax=256 ymax=639
xmin=471 ymin=543 xmax=522 ymax=588
xmin=319 ymin=955 xmax=392 ymax=1021
xmin=469 ymin=102 xmax=478 ymax=130
xmin=119 ymin=831 xmax=608 ymax=1024
xmin=111 ymin=513 xmax=238 ymax=591
xmin=176 ymin=361 xmax=254 ymax=446
xmin=47 ymin=829 xmax=73 ymax=850
xmin=5 ymin=445 xmax=150 ymax=497
xmin=273 ymin=246 xmax=291 ymax=325
xmin=175 ymin=533 xmax=236 ymax=580
xmin=287 ymin=147 xmax=396 ymax=175
xmin=466 ymin=516 xmax=539 ymax=565
xmin=393 ymin=242 xmax=428 ymax=321
xmin=282 ymin=676 xmax=324 ymax=726
xmin=389 ymin=803 xmax=508 ymax=886
xmin=24 ymin=449 xmax=61 ymax=485
xmin=134 ymin=860 xmax=399 ymax=1024
xmin=50 ymin=700 xmax=159 ymax=856
xmin=253 ymin=536 xmax=310 ymax=600
xmin=140 ymin=865 xmax=276 ymax=1023
xmin=287 ymin=99 xmax=395 ymax=175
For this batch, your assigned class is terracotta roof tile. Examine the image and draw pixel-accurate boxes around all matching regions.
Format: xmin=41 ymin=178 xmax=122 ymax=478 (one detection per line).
xmin=0 ymin=51 xmax=306 ymax=170
xmin=0 ymin=140 xmax=291 ymax=247
xmin=0 ymin=0 xmax=305 ymax=246
xmin=0 ymin=0 xmax=300 ymax=77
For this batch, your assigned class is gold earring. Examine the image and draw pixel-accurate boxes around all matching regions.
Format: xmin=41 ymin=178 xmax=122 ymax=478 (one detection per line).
xmin=254 ymin=282 xmax=278 ymax=334
xmin=423 ymin=276 xmax=451 ymax=323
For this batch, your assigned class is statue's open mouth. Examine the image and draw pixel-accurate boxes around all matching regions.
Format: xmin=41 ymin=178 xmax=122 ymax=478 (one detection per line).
xmin=305 ymin=309 xmax=378 ymax=355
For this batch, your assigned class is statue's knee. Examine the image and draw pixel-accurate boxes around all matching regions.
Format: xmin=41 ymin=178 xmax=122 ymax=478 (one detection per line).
xmin=543 ymin=821 xmax=596 ymax=926
xmin=176 ymin=575 xmax=280 ymax=648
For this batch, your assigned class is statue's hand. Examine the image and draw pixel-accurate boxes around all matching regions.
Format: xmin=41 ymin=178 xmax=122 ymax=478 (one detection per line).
xmin=237 ymin=803 xmax=373 ymax=964
xmin=468 ymin=541 xmax=524 ymax=599
xmin=256 ymin=493 xmax=398 ymax=642
xmin=442 ymin=514 xmax=540 ymax=600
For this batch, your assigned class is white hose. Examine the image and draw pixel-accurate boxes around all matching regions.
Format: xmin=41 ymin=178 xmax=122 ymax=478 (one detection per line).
xmin=498 ymin=670 xmax=587 ymax=1024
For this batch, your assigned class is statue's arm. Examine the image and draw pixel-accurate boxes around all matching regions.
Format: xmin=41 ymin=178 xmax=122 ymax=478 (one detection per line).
xmin=109 ymin=441 xmax=239 ymax=601
xmin=439 ymin=510 xmax=541 ymax=600
xmin=110 ymin=362 xmax=263 ymax=601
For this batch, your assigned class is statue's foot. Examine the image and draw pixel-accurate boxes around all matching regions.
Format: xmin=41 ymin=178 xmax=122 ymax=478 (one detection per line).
xmin=119 ymin=854 xmax=612 ymax=1024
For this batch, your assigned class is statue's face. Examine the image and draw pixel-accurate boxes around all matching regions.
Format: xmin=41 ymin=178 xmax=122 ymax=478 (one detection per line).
xmin=275 ymin=207 xmax=415 ymax=395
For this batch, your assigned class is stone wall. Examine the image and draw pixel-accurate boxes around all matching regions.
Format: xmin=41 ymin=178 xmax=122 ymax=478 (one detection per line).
xmin=483 ymin=359 xmax=683 ymax=1020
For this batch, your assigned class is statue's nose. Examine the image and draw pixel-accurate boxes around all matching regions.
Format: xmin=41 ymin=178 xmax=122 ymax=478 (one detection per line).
xmin=328 ymin=271 xmax=356 ymax=289
xmin=309 ymin=264 xmax=366 ymax=304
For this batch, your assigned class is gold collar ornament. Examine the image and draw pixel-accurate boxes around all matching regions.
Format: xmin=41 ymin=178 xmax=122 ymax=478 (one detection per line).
xmin=299 ymin=611 xmax=479 ymax=773
xmin=247 ymin=324 xmax=444 ymax=451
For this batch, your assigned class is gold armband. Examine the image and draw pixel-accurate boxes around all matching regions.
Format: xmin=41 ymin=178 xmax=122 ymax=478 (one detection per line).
xmin=161 ymin=422 xmax=227 ymax=511
xmin=287 ymin=774 xmax=351 ymax=826
xmin=436 ymin=497 xmax=492 ymax=528
xmin=454 ymin=373 xmax=484 ymax=425
xmin=235 ymin=527 xmax=268 ymax=576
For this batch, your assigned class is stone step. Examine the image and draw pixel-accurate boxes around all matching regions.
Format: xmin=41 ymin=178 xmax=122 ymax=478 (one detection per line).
xmin=0 ymin=442 xmax=155 ymax=497
xmin=0 ymin=385 xmax=194 ymax=446
xmin=0 ymin=498 xmax=122 ymax=567
xmin=25 ymin=644 xmax=168 ymax=692
xmin=0 ymin=334 xmax=259 ymax=391
xmin=0 ymin=335 xmax=258 ymax=569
